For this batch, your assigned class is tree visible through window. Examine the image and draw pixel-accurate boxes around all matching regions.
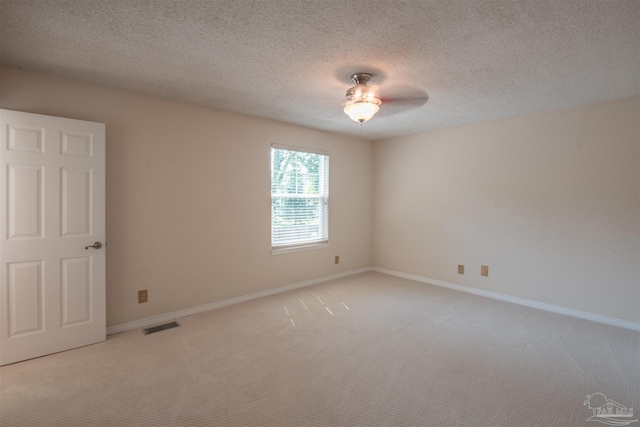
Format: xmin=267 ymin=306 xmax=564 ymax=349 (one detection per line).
xmin=271 ymin=146 xmax=329 ymax=250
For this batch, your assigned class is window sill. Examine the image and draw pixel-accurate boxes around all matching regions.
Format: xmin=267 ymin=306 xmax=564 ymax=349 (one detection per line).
xmin=271 ymin=243 xmax=329 ymax=255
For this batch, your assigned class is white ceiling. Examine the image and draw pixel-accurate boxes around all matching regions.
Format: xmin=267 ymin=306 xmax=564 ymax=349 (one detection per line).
xmin=1 ymin=0 xmax=638 ymax=140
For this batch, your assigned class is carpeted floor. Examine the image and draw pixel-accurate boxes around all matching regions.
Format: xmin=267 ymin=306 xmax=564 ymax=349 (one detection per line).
xmin=1 ymin=272 xmax=638 ymax=426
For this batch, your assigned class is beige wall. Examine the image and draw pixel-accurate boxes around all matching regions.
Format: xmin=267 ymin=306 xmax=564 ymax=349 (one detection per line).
xmin=0 ymin=65 xmax=373 ymax=327
xmin=374 ymin=97 xmax=640 ymax=322
xmin=2 ymin=64 xmax=638 ymax=326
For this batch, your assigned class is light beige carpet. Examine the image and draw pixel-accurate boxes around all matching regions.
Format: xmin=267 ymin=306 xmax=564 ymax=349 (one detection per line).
xmin=1 ymin=272 xmax=638 ymax=426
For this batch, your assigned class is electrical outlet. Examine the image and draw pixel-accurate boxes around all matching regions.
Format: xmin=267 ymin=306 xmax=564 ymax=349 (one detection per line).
xmin=458 ymin=265 xmax=464 ymax=274
xmin=481 ymin=265 xmax=489 ymax=277
xmin=335 ymin=256 xmax=340 ymax=264
xmin=138 ymin=290 xmax=148 ymax=304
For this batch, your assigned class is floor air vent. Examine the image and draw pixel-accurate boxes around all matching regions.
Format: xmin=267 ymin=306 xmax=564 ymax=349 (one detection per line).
xmin=143 ymin=321 xmax=180 ymax=335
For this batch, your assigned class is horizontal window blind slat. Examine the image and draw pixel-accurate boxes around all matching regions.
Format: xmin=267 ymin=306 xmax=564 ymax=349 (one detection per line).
xmin=271 ymin=143 xmax=329 ymax=156
xmin=271 ymin=193 xmax=326 ymax=198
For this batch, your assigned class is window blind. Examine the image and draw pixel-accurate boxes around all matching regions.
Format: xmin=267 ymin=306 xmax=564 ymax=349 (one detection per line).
xmin=271 ymin=146 xmax=329 ymax=249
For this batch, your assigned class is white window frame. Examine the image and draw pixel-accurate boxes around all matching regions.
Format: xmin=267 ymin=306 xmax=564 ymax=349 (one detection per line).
xmin=271 ymin=144 xmax=329 ymax=254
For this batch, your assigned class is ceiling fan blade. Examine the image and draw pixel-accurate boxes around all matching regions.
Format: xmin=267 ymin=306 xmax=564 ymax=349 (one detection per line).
xmin=382 ymin=95 xmax=429 ymax=106
xmin=378 ymin=86 xmax=429 ymax=116
xmin=379 ymin=85 xmax=429 ymax=110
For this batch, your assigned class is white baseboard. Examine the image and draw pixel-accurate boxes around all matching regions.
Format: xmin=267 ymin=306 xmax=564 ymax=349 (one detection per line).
xmin=107 ymin=267 xmax=372 ymax=335
xmin=109 ymin=266 xmax=639 ymax=335
xmin=372 ymin=267 xmax=640 ymax=331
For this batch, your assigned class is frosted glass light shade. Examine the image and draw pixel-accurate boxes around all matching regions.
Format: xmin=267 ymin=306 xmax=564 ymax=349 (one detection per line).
xmin=343 ymin=100 xmax=381 ymax=123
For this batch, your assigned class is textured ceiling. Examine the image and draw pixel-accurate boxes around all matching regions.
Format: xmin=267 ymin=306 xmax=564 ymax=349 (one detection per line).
xmin=1 ymin=0 xmax=639 ymax=140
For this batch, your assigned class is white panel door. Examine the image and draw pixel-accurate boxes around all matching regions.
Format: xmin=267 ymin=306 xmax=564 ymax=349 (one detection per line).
xmin=0 ymin=109 xmax=106 ymax=366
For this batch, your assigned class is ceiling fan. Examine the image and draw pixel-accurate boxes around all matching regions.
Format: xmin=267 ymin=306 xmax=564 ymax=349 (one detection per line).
xmin=342 ymin=72 xmax=429 ymax=124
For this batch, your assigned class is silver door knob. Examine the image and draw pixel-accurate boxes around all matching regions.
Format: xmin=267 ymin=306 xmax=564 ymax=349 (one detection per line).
xmin=85 ymin=242 xmax=103 ymax=250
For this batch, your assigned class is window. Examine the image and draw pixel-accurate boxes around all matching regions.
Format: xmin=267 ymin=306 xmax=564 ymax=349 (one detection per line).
xmin=271 ymin=145 xmax=329 ymax=251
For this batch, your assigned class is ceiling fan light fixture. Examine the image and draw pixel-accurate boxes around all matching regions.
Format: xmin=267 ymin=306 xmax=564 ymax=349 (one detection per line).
xmin=343 ymin=99 xmax=381 ymax=123
xmin=343 ymin=73 xmax=382 ymax=123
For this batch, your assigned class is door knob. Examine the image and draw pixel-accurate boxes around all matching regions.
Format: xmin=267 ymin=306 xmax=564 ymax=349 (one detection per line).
xmin=85 ymin=242 xmax=103 ymax=250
